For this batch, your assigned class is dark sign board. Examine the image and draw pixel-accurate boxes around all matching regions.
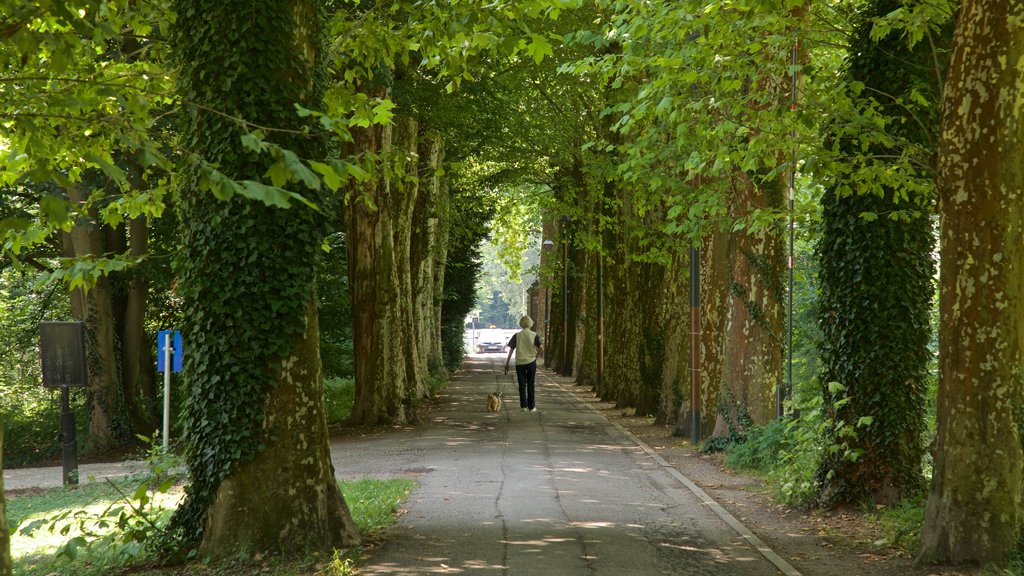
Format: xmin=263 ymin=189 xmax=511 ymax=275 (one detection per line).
xmin=40 ymin=321 xmax=89 ymax=388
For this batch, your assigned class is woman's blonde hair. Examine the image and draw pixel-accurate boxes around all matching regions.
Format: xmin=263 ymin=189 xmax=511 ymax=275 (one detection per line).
xmin=519 ymin=315 xmax=534 ymax=329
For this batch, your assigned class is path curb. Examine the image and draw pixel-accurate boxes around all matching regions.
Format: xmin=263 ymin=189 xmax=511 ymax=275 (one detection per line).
xmin=544 ymin=371 xmax=802 ymax=576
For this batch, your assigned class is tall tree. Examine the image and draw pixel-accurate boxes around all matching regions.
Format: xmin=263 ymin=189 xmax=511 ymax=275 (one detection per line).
xmin=815 ymin=0 xmax=946 ymax=506
xmin=167 ymin=0 xmax=359 ymax=553
xmin=917 ymin=0 xmax=1024 ymax=564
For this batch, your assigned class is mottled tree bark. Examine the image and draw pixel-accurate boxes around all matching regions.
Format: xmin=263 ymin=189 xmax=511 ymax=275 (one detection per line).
xmin=917 ymin=0 xmax=1024 ymax=564
xmin=392 ymin=118 xmax=425 ymax=403
xmin=720 ymin=173 xmax=785 ymax=430
xmin=429 ymin=176 xmax=450 ymax=376
xmin=701 ymin=226 xmax=732 ymax=440
xmin=412 ymin=137 xmax=445 ymax=379
xmin=347 ymin=108 xmax=409 ymax=425
xmin=202 ymin=299 xmax=360 ymax=552
xmin=63 ymin=186 xmax=129 ymax=450
xmin=574 ymin=248 xmax=598 ymax=387
xmin=661 ymin=253 xmax=689 ymax=427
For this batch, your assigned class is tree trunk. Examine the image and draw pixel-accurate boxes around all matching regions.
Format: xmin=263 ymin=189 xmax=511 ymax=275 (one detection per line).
xmin=917 ymin=0 xmax=1024 ymax=563
xmin=169 ymin=0 xmax=359 ymax=552
xmin=604 ymin=226 xmax=642 ymax=408
xmin=63 ymin=186 xmax=129 ymax=450
xmin=202 ymin=298 xmax=359 ymax=552
xmin=570 ymin=245 xmax=592 ymax=382
xmin=660 ymin=253 xmax=689 ymax=427
xmin=701 ymin=226 xmax=732 ymax=440
xmin=815 ymin=0 xmax=942 ymax=506
xmin=347 ymin=101 xmax=410 ymax=426
xmin=720 ymin=173 xmax=785 ymax=431
xmin=575 ymin=248 xmax=599 ymax=389
xmin=636 ymin=260 xmax=665 ymax=416
xmin=391 ymin=118 xmax=425 ymax=405
xmin=120 ymin=217 xmax=159 ymax=431
xmin=0 ymin=426 xmax=11 ymax=576
xmin=429 ymin=175 xmax=450 ymax=377
xmin=413 ymin=137 xmax=445 ymax=379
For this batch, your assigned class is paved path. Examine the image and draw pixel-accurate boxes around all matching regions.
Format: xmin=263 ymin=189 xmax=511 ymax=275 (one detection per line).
xmin=4 ymin=354 xmax=796 ymax=575
xmin=335 ymin=355 xmax=793 ymax=575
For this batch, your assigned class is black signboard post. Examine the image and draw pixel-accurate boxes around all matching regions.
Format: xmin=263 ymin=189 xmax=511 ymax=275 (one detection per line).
xmin=39 ymin=321 xmax=88 ymax=486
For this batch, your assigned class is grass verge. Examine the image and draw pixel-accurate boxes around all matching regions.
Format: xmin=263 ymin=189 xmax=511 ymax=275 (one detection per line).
xmin=8 ymin=476 xmax=417 ymax=576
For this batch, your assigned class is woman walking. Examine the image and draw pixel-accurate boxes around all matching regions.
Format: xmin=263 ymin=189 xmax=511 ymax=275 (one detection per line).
xmin=504 ymin=316 xmax=543 ymax=412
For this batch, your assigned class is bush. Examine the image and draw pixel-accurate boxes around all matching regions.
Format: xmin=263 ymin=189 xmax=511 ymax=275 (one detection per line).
xmin=324 ymin=377 xmax=355 ymax=428
xmin=723 ymin=419 xmax=786 ymax=474
xmin=1 ymin=380 xmax=89 ymax=467
xmin=321 ymin=337 xmax=354 ymax=379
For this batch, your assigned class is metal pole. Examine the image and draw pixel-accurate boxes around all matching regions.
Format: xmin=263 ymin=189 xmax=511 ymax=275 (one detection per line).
xmin=562 ymin=241 xmax=568 ymax=376
xmin=163 ymin=332 xmax=172 ymax=450
xmin=60 ymin=385 xmax=78 ymax=485
xmin=690 ymin=244 xmax=701 ymax=445
xmin=597 ymin=251 xmax=604 ymax=392
xmin=782 ymin=39 xmax=799 ymax=418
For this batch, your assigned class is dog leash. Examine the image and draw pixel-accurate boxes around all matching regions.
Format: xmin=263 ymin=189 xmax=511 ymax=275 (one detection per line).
xmin=494 ymin=375 xmax=506 ymax=397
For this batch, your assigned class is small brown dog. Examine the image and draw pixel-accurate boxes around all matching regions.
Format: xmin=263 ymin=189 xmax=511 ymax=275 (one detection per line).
xmin=487 ymin=392 xmax=502 ymax=412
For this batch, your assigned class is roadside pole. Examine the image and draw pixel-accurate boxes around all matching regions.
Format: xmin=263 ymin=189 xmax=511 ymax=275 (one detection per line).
xmin=162 ymin=332 xmax=172 ymax=450
xmin=157 ymin=330 xmax=182 ymax=450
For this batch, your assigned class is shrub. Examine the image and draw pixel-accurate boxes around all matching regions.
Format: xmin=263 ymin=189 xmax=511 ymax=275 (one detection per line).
xmin=723 ymin=419 xmax=786 ymax=474
xmin=324 ymin=377 xmax=355 ymax=428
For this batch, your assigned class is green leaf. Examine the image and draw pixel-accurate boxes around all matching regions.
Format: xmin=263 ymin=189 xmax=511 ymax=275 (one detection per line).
xmin=280 ymin=149 xmax=320 ymax=190
xmin=310 ymin=160 xmax=343 ymax=191
xmin=526 ymin=34 xmax=554 ymax=64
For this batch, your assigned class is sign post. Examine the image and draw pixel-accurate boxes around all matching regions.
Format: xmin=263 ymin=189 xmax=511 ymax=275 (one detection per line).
xmin=39 ymin=321 xmax=89 ymax=486
xmin=156 ymin=330 xmax=182 ymax=450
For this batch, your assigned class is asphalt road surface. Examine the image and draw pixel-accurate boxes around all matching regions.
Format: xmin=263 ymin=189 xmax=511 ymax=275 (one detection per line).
xmin=4 ymin=354 xmax=798 ymax=575
xmin=333 ymin=355 xmax=796 ymax=575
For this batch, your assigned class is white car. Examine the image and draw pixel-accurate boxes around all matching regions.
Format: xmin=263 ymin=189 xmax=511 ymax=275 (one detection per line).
xmin=477 ymin=329 xmax=507 ymax=353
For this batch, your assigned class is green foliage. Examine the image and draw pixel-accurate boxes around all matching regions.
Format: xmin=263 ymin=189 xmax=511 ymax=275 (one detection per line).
xmin=8 ymin=475 xmax=416 ymax=576
xmin=723 ymin=419 xmax=787 ymax=474
xmin=14 ymin=438 xmax=183 ymax=575
xmin=0 ymin=0 xmax=175 ymax=289
xmin=324 ymin=377 xmax=356 ymax=429
xmin=318 ymin=227 xmax=355 ymax=380
xmin=440 ymin=177 xmax=491 ymax=372
xmin=814 ymin=0 xmax=948 ymax=506
xmin=165 ymin=0 xmax=333 ymax=549
xmin=868 ymin=497 xmax=926 ymax=553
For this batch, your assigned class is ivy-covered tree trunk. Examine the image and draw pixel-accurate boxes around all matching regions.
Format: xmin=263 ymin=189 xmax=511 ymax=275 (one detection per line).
xmin=917 ymin=0 xmax=1024 ymax=563
xmin=636 ymin=259 xmax=666 ymax=416
xmin=720 ymin=173 xmax=785 ymax=430
xmin=604 ymin=220 xmax=643 ymax=408
xmin=169 ymin=0 xmax=359 ymax=553
xmin=815 ymin=0 xmax=942 ymax=506
xmin=0 ymin=426 xmax=10 ymax=576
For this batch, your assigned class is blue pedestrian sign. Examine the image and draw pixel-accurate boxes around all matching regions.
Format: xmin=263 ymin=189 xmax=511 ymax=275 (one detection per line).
xmin=157 ymin=330 xmax=183 ymax=373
